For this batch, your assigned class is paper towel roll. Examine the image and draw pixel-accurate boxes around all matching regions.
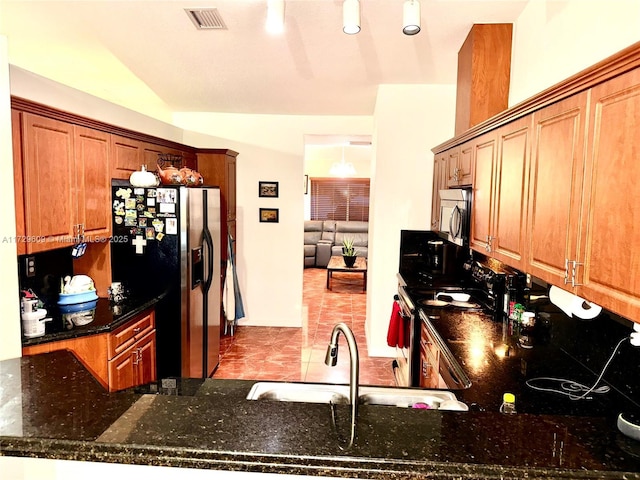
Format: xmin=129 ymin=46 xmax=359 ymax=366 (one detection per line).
xmin=571 ymin=297 xmax=602 ymax=320
xmin=549 ymin=285 xmax=602 ymax=319
xmin=549 ymin=286 xmax=575 ymax=317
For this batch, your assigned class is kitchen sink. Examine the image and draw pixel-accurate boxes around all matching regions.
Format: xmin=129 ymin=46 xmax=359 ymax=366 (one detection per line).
xmin=246 ymin=382 xmax=468 ymax=410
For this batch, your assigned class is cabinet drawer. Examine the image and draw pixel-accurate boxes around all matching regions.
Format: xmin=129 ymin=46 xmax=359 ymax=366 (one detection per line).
xmin=108 ymin=309 xmax=155 ymax=359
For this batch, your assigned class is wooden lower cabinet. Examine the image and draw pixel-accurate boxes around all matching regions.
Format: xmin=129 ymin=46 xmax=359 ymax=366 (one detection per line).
xmin=419 ymin=321 xmax=440 ymax=389
xmin=23 ymin=308 xmax=156 ymax=392
xmin=108 ymin=330 xmax=156 ymax=392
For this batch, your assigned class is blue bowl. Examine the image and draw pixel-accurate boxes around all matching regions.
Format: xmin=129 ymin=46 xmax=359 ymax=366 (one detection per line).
xmin=59 ymin=299 xmax=98 ymax=314
xmin=57 ymin=290 xmax=99 ymax=306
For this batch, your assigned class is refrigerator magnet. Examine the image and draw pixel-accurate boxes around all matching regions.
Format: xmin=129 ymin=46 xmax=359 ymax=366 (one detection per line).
xmin=144 ymin=211 xmax=154 ymax=218
xmin=145 ymin=227 xmax=155 ymax=240
xmin=115 ymin=187 xmax=132 ymax=199
xmin=134 ymin=188 xmax=145 ymax=195
xmin=156 ymin=232 xmax=165 ymax=242
xmin=125 ymin=198 xmax=136 ymax=209
xmin=115 ymin=216 xmax=123 ymax=225
xmin=159 ymin=202 xmax=176 ymax=214
xmin=138 ymin=218 xmax=148 ymax=227
xmin=166 ymin=218 xmax=178 ymax=235
xmin=147 ymin=189 xmax=157 ymax=198
xmin=152 ymin=219 xmax=164 ymax=232
xmin=147 ymin=198 xmax=156 ymax=207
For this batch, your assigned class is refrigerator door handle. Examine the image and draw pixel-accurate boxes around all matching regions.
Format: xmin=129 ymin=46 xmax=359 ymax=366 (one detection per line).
xmin=203 ymin=227 xmax=214 ymax=294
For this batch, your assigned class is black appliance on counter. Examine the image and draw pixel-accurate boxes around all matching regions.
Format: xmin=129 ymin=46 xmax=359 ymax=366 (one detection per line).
xmin=396 ymin=231 xmax=527 ymax=388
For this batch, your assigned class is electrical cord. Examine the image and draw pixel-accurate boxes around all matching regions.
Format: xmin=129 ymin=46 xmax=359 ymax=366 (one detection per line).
xmin=525 ymin=336 xmax=629 ymax=401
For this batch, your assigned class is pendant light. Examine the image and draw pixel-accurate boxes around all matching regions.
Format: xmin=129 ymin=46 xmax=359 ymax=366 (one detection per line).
xmin=266 ymin=0 xmax=285 ymax=34
xmin=402 ymin=0 xmax=421 ymax=35
xmin=330 ymin=146 xmax=356 ymax=177
xmin=343 ymin=0 xmax=361 ymax=35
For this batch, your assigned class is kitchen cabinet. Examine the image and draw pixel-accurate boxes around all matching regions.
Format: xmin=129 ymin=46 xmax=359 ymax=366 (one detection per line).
xmin=526 ymin=92 xmax=589 ymax=287
xmin=196 ymin=149 xmax=239 ymax=259
xmin=430 ymin=152 xmax=448 ymax=230
xmin=22 ymin=308 xmax=156 ymax=391
xmin=490 ymin=116 xmax=531 ymax=269
xmin=419 ymin=320 xmax=440 ymax=389
xmin=110 ymin=135 xmax=143 ymax=180
xmin=469 ymin=131 xmax=497 ymax=253
xmin=446 ymin=142 xmax=473 ymax=187
xmin=575 ymin=68 xmax=640 ymax=320
xmin=15 ymin=112 xmax=111 ymax=254
xmin=469 ymin=118 xmax=530 ymax=270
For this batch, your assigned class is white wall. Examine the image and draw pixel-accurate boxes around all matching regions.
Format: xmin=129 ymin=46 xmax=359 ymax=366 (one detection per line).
xmin=510 ymin=0 xmax=640 ymax=106
xmin=177 ymin=114 xmax=373 ymax=327
xmin=0 ymin=36 xmax=21 ymax=361
xmin=366 ymin=84 xmax=456 ymax=356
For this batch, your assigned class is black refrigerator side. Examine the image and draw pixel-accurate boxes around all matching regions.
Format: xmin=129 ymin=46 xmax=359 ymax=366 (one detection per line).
xmin=110 ymin=180 xmax=184 ymax=379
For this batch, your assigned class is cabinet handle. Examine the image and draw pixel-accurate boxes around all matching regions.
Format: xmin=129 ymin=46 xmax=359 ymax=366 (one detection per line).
xmin=133 ymin=327 xmax=141 ymax=334
xmin=422 ymin=362 xmax=429 ymax=378
xmin=571 ymin=260 xmax=584 ymax=287
xmin=486 ymin=235 xmax=493 ymax=253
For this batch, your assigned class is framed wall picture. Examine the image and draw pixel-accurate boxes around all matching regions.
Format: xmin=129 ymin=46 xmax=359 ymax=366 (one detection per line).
xmin=259 ymin=181 xmax=279 ymax=198
xmin=259 ymin=208 xmax=279 ymax=223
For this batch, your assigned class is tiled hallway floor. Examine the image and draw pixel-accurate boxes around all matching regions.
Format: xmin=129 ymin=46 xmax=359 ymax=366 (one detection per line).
xmin=213 ymin=267 xmax=396 ymax=386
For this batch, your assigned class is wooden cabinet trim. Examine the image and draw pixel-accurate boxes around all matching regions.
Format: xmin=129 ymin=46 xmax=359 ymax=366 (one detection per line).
xmin=434 ymin=40 xmax=640 ymax=154
xmin=11 ymin=96 xmax=196 ymax=155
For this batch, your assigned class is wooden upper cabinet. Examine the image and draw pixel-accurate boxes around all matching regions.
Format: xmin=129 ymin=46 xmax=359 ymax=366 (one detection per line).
xmin=455 ymin=24 xmax=513 ymax=136
xmin=470 ymin=131 xmax=497 ymax=253
xmin=196 ymin=149 xmax=239 ymax=260
xmin=577 ymin=68 xmax=640 ymax=320
xmin=431 ymin=153 xmax=448 ymax=230
xmin=21 ymin=113 xmax=76 ymax=253
xmin=491 ymin=116 xmax=531 ymax=270
xmin=446 ymin=142 xmax=474 ymax=187
xmin=526 ymin=92 xmax=588 ymax=287
xmin=110 ymin=135 xmax=143 ymax=180
xmin=74 ymin=126 xmax=111 ymax=241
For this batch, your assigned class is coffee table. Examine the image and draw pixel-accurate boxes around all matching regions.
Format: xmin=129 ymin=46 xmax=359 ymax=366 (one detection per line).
xmin=326 ymin=255 xmax=367 ymax=292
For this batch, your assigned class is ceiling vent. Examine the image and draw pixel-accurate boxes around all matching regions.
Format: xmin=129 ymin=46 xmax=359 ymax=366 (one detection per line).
xmin=185 ymin=8 xmax=227 ymax=30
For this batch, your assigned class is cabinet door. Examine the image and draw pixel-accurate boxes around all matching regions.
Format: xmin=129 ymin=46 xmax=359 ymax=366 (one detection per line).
xmin=491 ymin=116 xmax=531 ymax=269
xmin=110 ymin=135 xmax=143 ymax=180
xmin=108 ymin=347 xmax=137 ymax=392
xmin=21 ymin=113 xmax=75 ymax=253
xmin=470 ymin=132 xmax=497 ymax=253
xmin=458 ymin=141 xmax=474 ymax=186
xmin=527 ymin=92 xmax=588 ymax=287
xmin=446 ymin=147 xmax=461 ymax=187
xmin=12 ymin=110 xmax=27 ymax=255
xmin=431 ymin=153 xmax=447 ymax=230
xmin=578 ymin=69 xmax=640 ymax=320
xmin=136 ymin=331 xmax=157 ymax=385
xmin=75 ymin=126 xmax=111 ymax=241
xmin=419 ymin=348 xmax=439 ymax=389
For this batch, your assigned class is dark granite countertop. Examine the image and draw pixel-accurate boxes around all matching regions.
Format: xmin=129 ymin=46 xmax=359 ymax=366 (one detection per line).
xmin=21 ymin=295 xmax=161 ymax=347
xmin=1 ymin=351 xmax=640 ymax=479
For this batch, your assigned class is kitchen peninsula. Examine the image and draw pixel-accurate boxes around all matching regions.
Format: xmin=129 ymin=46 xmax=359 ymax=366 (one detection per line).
xmin=1 ymin=350 xmax=639 ymax=480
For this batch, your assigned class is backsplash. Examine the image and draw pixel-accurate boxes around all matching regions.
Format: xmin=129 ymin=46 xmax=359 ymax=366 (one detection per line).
xmin=18 ymin=248 xmax=74 ymax=309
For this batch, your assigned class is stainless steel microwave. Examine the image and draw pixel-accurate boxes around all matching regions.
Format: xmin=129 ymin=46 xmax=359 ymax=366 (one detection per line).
xmin=438 ymin=188 xmax=471 ymax=247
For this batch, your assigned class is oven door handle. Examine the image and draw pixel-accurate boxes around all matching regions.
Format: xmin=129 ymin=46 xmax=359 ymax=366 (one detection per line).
xmin=451 ymin=205 xmax=462 ymax=239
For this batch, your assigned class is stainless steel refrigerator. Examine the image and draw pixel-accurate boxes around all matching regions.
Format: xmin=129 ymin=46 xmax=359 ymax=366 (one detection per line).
xmin=110 ymin=180 xmax=221 ymax=379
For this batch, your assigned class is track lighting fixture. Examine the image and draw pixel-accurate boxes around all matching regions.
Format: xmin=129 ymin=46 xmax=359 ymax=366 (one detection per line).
xmin=402 ymin=0 xmax=421 ymax=35
xmin=266 ymin=0 xmax=285 ymax=34
xmin=343 ymin=0 xmax=361 ymax=35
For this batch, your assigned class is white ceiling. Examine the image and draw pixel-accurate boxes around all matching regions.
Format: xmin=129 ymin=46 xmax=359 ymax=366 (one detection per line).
xmin=0 ymin=0 xmax=529 ymax=117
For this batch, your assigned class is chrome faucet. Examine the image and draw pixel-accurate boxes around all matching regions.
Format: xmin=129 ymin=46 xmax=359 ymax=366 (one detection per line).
xmin=325 ymin=322 xmax=359 ymax=445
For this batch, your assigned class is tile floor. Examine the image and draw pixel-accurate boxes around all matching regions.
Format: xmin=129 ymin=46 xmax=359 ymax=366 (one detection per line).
xmin=213 ymin=267 xmax=396 ymax=386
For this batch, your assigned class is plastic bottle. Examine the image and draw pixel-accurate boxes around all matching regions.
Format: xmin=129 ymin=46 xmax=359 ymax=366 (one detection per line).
xmin=500 ymin=393 xmax=517 ymax=414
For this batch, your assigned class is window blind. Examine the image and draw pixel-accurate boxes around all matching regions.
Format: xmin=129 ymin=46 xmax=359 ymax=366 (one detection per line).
xmin=310 ymin=178 xmax=370 ymax=221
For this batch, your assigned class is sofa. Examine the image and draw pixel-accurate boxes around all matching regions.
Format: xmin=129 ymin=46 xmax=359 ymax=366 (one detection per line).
xmin=304 ymin=220 xmax=368 ymax=268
